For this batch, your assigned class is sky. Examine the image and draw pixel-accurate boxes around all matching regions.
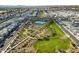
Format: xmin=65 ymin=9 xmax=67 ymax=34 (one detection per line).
xmin=0 ymin=0 xmax=79 ymax=6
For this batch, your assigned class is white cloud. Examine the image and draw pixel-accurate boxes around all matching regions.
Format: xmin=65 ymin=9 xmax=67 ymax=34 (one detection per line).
xmin=0 ymin=0 xmax=79 ymax=5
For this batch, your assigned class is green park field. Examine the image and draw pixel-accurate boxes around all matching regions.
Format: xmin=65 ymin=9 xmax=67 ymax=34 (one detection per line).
xmin=34 ymin=19 xmax=72 ymax=53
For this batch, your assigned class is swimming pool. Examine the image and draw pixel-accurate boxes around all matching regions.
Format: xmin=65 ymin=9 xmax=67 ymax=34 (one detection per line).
xmin=35 ymin=21 xmax=45 ymax=24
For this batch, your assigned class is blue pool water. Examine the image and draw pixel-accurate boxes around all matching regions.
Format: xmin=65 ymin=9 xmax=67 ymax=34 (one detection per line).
xmin=35 ymin=21 xmax=45 ymax=24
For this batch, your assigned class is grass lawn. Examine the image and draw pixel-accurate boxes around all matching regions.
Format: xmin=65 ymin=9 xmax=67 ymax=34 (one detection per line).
xmin=49 ymin=20 xmax=64 ymax=36
xmin=38 ymin=10 xmax=45 ymax=18
xmin=34 ymin=19 xmax=71 ymax=53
